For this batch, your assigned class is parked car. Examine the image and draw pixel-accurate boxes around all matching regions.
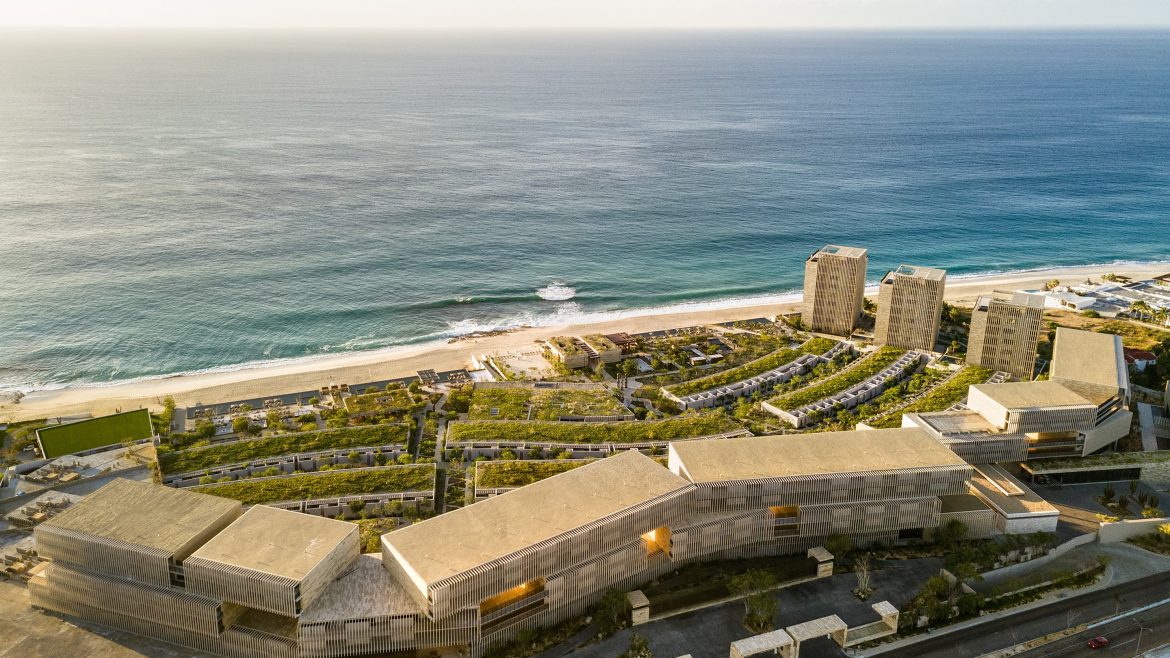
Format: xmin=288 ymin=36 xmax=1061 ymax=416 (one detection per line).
xmin=1087 ymin=636 xmax=1109 ymax=649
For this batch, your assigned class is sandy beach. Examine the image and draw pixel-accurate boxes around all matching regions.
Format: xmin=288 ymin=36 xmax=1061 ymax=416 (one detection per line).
xmin=4 ymin=262 xmax=1167 ymax=423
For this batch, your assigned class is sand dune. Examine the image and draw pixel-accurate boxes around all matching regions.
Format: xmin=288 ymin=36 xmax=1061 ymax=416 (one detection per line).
xmin=3 ymin=262 xmax=1166 ymax=423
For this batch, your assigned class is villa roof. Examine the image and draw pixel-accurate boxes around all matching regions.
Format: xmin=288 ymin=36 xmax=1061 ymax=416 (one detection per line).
xmin=382 ymin=451 xmax=691 ymax=589
xmin=189 ymin=505 xmax=356 ymax=582
xmin=1051 ymin=328 xmax=1126 ymax=393
xmin=967 ymin=470 xmax=1059 ymax=518
xmin=669 ymin=427 xmax=968 ymax=483
xmin=969 ymin=380 xmax=1097 ymax=409
xmin=37 ymin=478 xmax=241 ymax=556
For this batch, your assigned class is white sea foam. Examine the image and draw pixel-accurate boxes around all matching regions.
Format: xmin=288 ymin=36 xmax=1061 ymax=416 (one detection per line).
xmin=535 ymin=282 xmax=577 ymax=301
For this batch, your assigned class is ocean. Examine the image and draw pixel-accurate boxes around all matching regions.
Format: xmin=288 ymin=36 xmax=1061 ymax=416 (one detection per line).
xmin=2 ymin=30 xmax=1169 ymax=392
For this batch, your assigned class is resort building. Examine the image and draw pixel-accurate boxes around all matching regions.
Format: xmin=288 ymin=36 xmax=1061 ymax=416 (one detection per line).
xmin=904 ymin=328 xmax=1131 ymax=462
xmin=966 ymin=291 xmax=1045 ymax=380
xmin=27 ymin=426 xmax=1060 ymax=658
xmin=874 ymin=265 xmax=946 ymax=352
xmin=802 ymin=245 xmax=868 ymax=337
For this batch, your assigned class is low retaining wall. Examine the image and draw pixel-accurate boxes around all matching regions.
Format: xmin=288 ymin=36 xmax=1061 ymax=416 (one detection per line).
xmin=1098 ymin=516 xmax=1170 ymax=543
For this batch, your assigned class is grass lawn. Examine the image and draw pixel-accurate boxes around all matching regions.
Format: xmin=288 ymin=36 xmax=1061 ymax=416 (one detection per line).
xmin=36 ymin=409 xmax=153 ymax=458
xmin=195 ymin=464 xmax=435 ymax=505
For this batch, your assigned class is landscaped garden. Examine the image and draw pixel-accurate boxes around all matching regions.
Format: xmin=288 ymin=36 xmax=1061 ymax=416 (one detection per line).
xmin=157 ymin=424 xmax=410 ymax=475
xmin=767 ymin=346 xmax=907 ymax=411
xmin=447 ymin=411 xmax=743 ymax=445
xmin=343 ymin=388 xmax=424 ymax=417
xmin=475 ymin=460 xmax=593 ymax=489
xmin=1129 ymin=523 xmax=1170 ymax=555
xmin=466 ymin=386 xmax=628 ymax=421
xmin=666 ymin=337 xmax=838 ymax=397
xmin=194 ymin=464 xmax=435 ymax=505
xmin=865 ymin=365 xmax=993 ymax=429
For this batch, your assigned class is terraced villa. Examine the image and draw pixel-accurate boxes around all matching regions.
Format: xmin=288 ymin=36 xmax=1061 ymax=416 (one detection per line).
xmin=466 ymin=382 xmax=631 ymax=421
xmin=661 ymin=336 xmax=845 ymax=410
xmin=763 ymin=346 xmax=922 ymax=428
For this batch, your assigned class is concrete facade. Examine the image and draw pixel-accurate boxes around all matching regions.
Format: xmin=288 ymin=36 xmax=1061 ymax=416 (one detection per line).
xmin=874 ymin=265 xmax=946 ymax=352
xmin=967 ymin=291 xmax=1044 ymax=380
xmin=802 ymin=245 xmax=868 ymax=337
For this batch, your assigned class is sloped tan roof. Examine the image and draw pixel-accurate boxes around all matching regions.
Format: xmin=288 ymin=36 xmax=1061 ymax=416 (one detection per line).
xmin=383 ymin=450 xmax=691 ymax=588
xmin=670 ymin=427 xmax=967 ymax=483
xmin=189 ymin=505 xmax=356 ymax=581
xmin=969 ymin=380 xmax=1095 ymax=409
xmin=1051 ymin=328 xmax=1126 ymax=393
xmin=38 ymin=478 xmax=241 ymax=555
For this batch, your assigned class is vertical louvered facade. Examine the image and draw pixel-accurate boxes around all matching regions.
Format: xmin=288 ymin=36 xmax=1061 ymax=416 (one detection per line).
xmin=874 ymin=265 xmax=946 ymax=352
xmin=967 ymin=291 xmax=1044 ymax=380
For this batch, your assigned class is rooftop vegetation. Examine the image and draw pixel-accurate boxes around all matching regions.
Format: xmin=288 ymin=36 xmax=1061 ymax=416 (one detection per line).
xmin=666 ymin=337 xmax=838 ymax=397
xmin=548 ymin=336 xmax=582 ymax=355
xmin=768 ymin=346 xmax=907 ymax=411
xmin=866 ymin=366 xmax=993 ymax=429
xmin=36 ymin=409 xmax=154 ymax=458
xmin=343 ymin=388 xmax=424 ymax=416
xmin=157 ymin=424 xmax=410 ymax=475
xmin=583 ymin=334 xmax=620 ymax=351
xmin=475 ymin=460 xmax=593 ymax=489
xmin=194 ymin=464 xmax=435 ymax=505
xmin=448 ymin=411 xmax=742 ymax=445
xmin=467 ymin=386 xmax=628 ymax=421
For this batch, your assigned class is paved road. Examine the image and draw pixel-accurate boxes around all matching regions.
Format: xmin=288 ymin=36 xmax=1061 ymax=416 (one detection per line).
xmin=1015 ymin=602 xmax=1170 ymax=657
xmin=875 ymin=572 xmax=1170 ymax=658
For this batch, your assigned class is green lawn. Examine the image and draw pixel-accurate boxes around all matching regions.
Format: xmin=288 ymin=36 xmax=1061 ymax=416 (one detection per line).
xmin=194 ymin=464 xmax=435 ymax=505
xmin=37 ymin=409 xmax=154 ymax=458
xmin=158 ymin=424 xmax=409 ymax=475
xmin=448 ymin=411 xmax=742 ymax=445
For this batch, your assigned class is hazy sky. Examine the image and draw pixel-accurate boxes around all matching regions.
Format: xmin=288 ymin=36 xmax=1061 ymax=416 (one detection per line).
xmin=2 ymin=0 xmax=1169 ymax=30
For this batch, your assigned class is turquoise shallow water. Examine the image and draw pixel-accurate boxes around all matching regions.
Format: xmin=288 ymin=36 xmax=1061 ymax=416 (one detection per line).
xmin=1 ymin=30 xmax=1169 ymax=390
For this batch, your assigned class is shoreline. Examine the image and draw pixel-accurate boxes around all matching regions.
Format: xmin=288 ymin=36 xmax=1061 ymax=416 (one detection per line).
xmin=3 ymin=261 xmax=1168 ymax=423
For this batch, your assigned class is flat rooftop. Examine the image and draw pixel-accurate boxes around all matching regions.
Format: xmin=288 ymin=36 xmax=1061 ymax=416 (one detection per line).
xmin=887 ymin=265 xmax=946 ymax=282
xmin=975 ymin=291 xmax=1045 ymax=310
xmin=383 ymin=451 xmax=691 ymax=588
xmin=300 ymin=554 xmax=422 ymax=622
xmin=1050 ymin=328 xmax=1126 ymax=393
xmin=915 ymin=409 xmax=1003 ymax=437
xmin=970 ymin=381 xmax=1095 ymax=409
xmin=189 ymin=505 xmax=356 ymax=582
xmin=37 ymin=478 xmax=241 ymax=555
xmin=669 ymin=427 xmax=968 ymax=483
xmin=968 ymin=472 xmax=1059 ymax=518
xmin=811 ymin=244 xmax=867 ymax=260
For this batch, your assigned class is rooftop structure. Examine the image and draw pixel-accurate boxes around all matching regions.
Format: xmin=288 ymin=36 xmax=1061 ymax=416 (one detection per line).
xmin=803 ymin=244 xmax=868 ymax=337
xmin=967 ymin=291 xmax=1044 ymax=380
xmin=1050 ymin=328 xmax=1128 ymax=401
xmin=668 ymin=427 xmax=966 ymax=483
xmin=874 ymin=265 xmax=946 ymax=351
xmin=36 ymin=478 xmax=241 ymax=557
xmin=383 ymin=450 xmax=692 ymax=591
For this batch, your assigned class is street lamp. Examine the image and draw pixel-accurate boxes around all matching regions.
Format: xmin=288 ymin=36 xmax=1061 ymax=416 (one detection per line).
xmin=1135 ymin=615 xmax=1151 ymax=655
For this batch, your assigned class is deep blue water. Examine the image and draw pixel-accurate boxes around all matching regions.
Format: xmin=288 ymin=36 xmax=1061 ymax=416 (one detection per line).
xmin=2 ymin=30 xmax=1169 ymax=391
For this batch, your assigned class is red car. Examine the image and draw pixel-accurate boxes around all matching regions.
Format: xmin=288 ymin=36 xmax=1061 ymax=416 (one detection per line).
xmin=1087 ymin=636 xmax=1109 ymax=649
